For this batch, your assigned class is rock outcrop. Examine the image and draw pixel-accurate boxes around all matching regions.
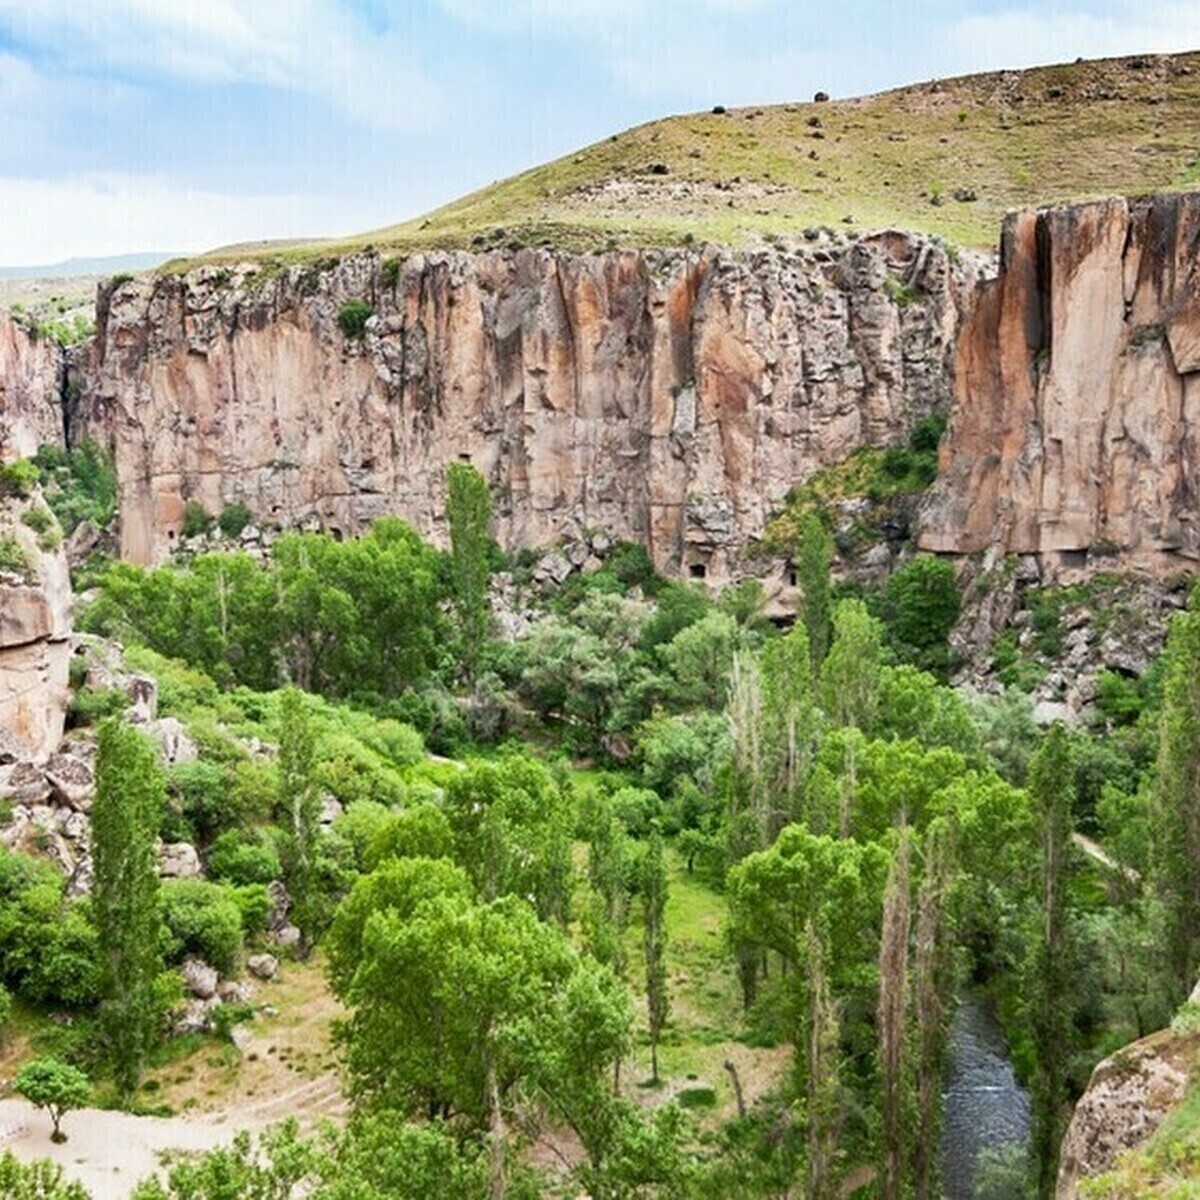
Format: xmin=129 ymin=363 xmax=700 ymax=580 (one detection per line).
xmin=921 ymin=193 xmax=1200 ymax=578
xmin=1057 ymin=1023 xmax=1200 ymax=1198
xmin=0 ymin=312 xmax=63 ymax=459
xmin=0 ymin=497 xmax=71 ymax=762
xmin=75 ymin=235 xmax=973 ymax=582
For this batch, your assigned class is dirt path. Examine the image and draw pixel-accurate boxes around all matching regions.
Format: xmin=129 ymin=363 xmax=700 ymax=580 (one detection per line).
xmin=0 ymin=1097 xmax=251 ymax=1200
xmin=1072 ymin=831 xmax=1141 ymax=883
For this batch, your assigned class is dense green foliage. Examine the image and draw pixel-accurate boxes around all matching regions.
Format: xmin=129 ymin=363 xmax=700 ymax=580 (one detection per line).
xmin=31 ymin=441 xmax=118 ymax=533
xmin=445 ymin=462 xmax=494 ymax=680
xmin=91 ymin=720 xmax=167 ymax=1100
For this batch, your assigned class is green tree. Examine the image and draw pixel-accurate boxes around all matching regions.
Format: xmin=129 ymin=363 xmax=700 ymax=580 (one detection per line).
xmin=13 ymin=1058 xmax=92 ymax=1143
xmin=1027 ymin=724 xmax=1075 ymax=1198
xmin=0 ymin=1152 xmax=91 ymax=1200
xmin=446 ymin=462 xmax=494 ymax=682
xmin=820 ymin=599 xmax=883 ymax=733
xmin=878 ymin=832 xmax=912 ymax=1200
xmin=877 ymin=556 xmax=960 ymax=679
xmin=643 ymin=829 xmax=670 ymax=1084
xmin=91 ymin=719 xmax=166 ymax=1102
xmin=277 ymin=688 xmax=323 ymax=960
xmin=1152 ymin=589 xmax=1200 ymax=1001
xmin=796 ymin=513 xmax=833 ymax=674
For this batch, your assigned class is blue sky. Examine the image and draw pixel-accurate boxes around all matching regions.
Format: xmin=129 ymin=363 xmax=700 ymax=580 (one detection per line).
xmin=0 ymin=0 xmax=1196 ymax=264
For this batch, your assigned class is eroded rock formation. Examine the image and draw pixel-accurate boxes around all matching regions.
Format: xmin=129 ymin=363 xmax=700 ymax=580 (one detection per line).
xmin=76 ymin=235 xmax=972 ymax=580
xmin=921 ymin=193 xmax=1200 ymax=576
xmin=0 ymin=315 xmax=70 ymax=760
xmin=0 ymin=312 xmax=64 ymax=459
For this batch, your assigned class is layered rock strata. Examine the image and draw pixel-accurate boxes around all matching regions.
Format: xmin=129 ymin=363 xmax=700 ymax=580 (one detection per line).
xmin=921 ymin=193 xmax=1200 ymax=576
xmin=75 ymin=235 xmax=972 ymax=580
xmin=0 ymin=312 xmax=64 ymax=458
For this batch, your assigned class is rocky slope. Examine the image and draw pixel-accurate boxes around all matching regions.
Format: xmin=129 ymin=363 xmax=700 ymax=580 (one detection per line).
xmin=921 ymin=192 xmax=1200 ymax=579
xmin=75 ymin=232 xmax=974 ymax=584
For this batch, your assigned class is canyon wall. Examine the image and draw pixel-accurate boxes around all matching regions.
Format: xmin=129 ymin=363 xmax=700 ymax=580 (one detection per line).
xmin=921 ymin=193 xmax=1200 ymax=576
xmin=0 ymin=312 xmax=64 ymax=459
xmin=76 ymin=235 xmax=971 ymax=580
xmin=0 ymin=314 xmax=70 ymax=760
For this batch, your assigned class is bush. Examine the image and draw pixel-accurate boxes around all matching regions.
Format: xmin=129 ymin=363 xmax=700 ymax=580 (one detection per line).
xmin=337 ymin=300 xmax=374 ymax=339
xmin=0 ymin=459 xmax=39 ymax=499
xmin=876 ymin=556 xmax=961 ymax=679
xmin=206 ymin=830 xmax=281 ymax=886
xmin=0 ymin=535 xmax=28 ymax=575
xmin=181 ymin=500 xmax=215 ymax=539
xmin=218 ymin=502 xmax=253 ymax=539
xmin=230 ymin=885 xmax=271 ymax=937
xmin=31 ymin=440 xmax=118 ymax=533
xmin=161 ymin=880 xmax=244 ymax=975
xmin=167 ymin=760 xmax=237 ymax=843
xmin=21 ymin=504 xmax=54 ymax=533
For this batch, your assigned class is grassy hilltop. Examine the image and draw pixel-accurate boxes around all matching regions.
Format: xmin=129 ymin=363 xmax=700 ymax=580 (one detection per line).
xmin=197 ymin=49 xmax=1200 ymax=265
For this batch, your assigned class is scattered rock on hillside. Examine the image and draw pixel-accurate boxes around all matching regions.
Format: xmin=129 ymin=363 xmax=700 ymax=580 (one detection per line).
xmin=160 ymin=841 xmax=202 ymax=879
xmin=182 ymin=958 xmax=219 ymax=1000
xmin=247 ymin=953 xmax=279 ymax=981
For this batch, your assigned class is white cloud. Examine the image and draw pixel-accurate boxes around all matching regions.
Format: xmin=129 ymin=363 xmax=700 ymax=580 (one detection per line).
xmin=0 ymin=0 xmax=443 ymax=132
xmin=0 ymin=173 xmax=359 ymax=265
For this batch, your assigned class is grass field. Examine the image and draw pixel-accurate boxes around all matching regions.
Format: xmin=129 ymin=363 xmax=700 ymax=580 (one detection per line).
xmin=181 ymin=50 xmax=1200 ymax=267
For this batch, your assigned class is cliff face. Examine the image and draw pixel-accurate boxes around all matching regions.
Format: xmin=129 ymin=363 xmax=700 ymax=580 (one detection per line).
xmin=0 ymin=313 xmax=64 ymax=459
xmin=0 ymin=316 xmax=70 ymax=760
xmin=76 ymin=235 xmax=970 ymax=578
xmin=920 ymin=193 xmax=1200 ymax=576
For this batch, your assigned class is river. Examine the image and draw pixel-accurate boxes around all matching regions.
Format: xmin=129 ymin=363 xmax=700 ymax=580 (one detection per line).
xmin=940 ymin=993 xmax=1031 ymax=1198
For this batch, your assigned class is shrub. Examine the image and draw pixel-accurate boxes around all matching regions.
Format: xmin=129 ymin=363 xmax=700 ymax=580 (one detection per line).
xmin=0 ymin=459 xmax=39 ymax=499
xmin=21 ymin=505 xmax=54 ymax=534
xmin=206 ymin=830 xmax=281 ymax=886
xmin=167 ymin=760 xmax=236 ymax=843
xmin=876 ymin=556 xmax=961 ymax=679
xmin=337 ymin=300 xmax=374 ymax=339
xmin=0 ymin=535 xmax=27 ymax=575
xmin=218 ymin=502 xmax=253 ymax=539
xmin=67 ymin=686 xmax=127 ymax=728
xmin=230 ymin=884 xmax=271 ymax=937
xmin=181 ymin=500 xmax=215 ymax=539
xmin=382 ymin=257 xmax=402 ymax=286
xmin=161 ymin=880 xmax=244 ymax=975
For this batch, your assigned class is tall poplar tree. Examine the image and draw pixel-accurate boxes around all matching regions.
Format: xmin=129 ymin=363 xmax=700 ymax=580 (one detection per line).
xmin=643 ymin=829 xmax=670 ymax=1085
xmin=446 ymin=462 xmax=494 ymax=681
xmin=796 ymin=513 xmax=833 ymax=676
xmin=277 ymin=686 xmax=322 ymax=960
xmin=1153 ymin=589 xmax=1200 ymax=1001
xmin=1028 ymin=723 xmax=1074 ymax=1198
xmin=877 ymin=830 xmax=912 ymax=1200
xmin=91 ymin=719 xmax=166 ymax=1102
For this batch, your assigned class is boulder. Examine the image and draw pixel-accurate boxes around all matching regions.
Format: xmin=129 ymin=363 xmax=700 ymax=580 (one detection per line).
xmin=182 ymin=958 xmax=219 ymax=1000
xmin=173 ymin=996 xmax=220 ymax=1035
xmin=160 ymin=841 xmax=202 ymax=878
xmin=272 ymin=923 xmax=302 ymax=949
xmin=44 ymin=753 xmax=95 ymax=811
xmin=247 ymin=953 xmax=279 ymax=981
xmin=217 ymin=979 xmax=254 ymax=1004
xmin=149 ymin=717 xmax=198 ymax=764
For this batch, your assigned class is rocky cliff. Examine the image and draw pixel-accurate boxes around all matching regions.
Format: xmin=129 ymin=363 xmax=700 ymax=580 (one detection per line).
xmin=75 ymin=234 xmax=972 ymax=580
xmin=0 ymin=312 xmax=64 ymax=459
xmin=0 ymin=314 xmax=71 ymax=760
xmin=921 ymin=193 xmax=1200 ymax=578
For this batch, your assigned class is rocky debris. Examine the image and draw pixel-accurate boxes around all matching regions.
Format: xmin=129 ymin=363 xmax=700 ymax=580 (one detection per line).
xmin=173 ymin=996 xmax=220 ymax=1035
xmin=182 ymin=958 xmax=219 ymax=1000
xmin=44 ymin=752 xmax=94 ymax=811
xmin=1057 ymin=1026 xmax=1199 ymax=1197
xmin=72 ymin=634 xmax=158 ymax=722
xmin=159 ymin=841 xmax=202 ymax=879
xmin=246 ymin=953 xmax=279 ymax=981
xmin=266 ymin=880 xmax=291 ymax=931
xmin=319 ymin=796 xmax=344 ymax=827
xmin=218 ymin=979 xmax=254 ymax=1005
xmin=272 ymin=923 xmax=302 ymax=949
xmin=77 ymin=237 xmax=971 ymax=589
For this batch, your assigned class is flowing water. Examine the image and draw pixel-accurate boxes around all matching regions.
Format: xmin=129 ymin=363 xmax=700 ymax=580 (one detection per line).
xmin=940 ymin=993 xmax=1031 ymax=1198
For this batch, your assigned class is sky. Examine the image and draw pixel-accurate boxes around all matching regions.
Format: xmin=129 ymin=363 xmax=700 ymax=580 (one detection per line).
xmin=0 ymin=0 xmax=1197 ymax=265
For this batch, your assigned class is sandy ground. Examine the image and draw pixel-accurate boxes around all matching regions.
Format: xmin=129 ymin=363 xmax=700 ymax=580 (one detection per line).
xmin=0 ymin=1097 xmax=255 ymax=1200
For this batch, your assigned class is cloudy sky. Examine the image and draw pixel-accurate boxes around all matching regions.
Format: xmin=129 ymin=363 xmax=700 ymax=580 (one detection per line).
xmin=0 ymin=0 xmax=1196 ymax=264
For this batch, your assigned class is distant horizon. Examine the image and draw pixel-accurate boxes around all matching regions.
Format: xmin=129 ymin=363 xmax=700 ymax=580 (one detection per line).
xmin=1 ymin=1 xmax=1198 ymax=264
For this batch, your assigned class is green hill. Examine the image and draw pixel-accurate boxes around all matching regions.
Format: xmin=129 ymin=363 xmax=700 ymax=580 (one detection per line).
xmin=195 ymin=50 xmax=1200 ymax=265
